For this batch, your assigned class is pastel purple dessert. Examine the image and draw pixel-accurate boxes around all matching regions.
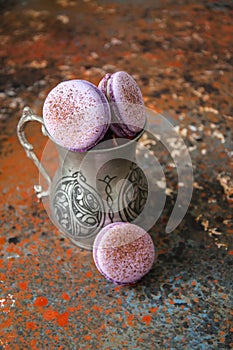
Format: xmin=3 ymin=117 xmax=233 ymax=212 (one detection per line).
xmin=93 ymin=222 xmax=155 ymax=285
xmin=98 ymin=71 xmax=146 ymax=138
xmin=43 ymin=80 xmax=111 ymax=152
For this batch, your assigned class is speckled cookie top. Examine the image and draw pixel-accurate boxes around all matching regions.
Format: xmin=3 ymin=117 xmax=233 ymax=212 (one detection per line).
xmin=43 ymin=80 xmax=111 ymax=151
xmin=108 ymin=71 xmax=146 ymax=136
xmin=98 ymin=71 xmax=146 ymax=137
xmin=93 ymin=223 xmax=155 ymax=285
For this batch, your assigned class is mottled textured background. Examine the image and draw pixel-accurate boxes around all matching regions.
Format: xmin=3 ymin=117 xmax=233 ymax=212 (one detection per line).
xmin=0 ymin=1 xmax=232 ymax=349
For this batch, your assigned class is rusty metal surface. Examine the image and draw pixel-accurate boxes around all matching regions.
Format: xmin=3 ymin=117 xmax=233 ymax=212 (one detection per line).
xmin=0 ymin=1 xmax=232 ymax=349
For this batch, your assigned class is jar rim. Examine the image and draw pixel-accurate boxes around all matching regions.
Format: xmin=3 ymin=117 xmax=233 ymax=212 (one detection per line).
xmin=45 ymin=119 xmax=147 ymax=154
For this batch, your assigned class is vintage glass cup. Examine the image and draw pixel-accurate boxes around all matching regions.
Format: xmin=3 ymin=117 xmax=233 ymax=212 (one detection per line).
xmin=17 ymin=107 xmax=148 ymax=250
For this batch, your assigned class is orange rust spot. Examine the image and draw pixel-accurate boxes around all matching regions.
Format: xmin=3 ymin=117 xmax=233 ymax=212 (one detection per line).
xmin=89 ymin=289 xmax=96 ymax=298
xmin=6 ymin=245 xmax=21 ymax=254
xmin=121 ymin=51 xmax=132 ymax=59
xmin=99 ymin=323 xmax=105 ymax=330
xmin=92 ymin=305 xmax=102 ymax=312
xmin=18 ymin=238 xmax=30 ymax=247
xmin=43 ymin=309 xmax=58 ymax=321
xmin=0 ymin=237 xmax=5 ymax=245
xmin=219 ymin=337 xmax=225 ymax=343
xmin=0 ymin=259 xmax=3 ymax=268
xmin=169 ymin=299 xmax=175 ymax=305
xmin=143 ymin=52 xmax=161 ymax=60
xmin=85 ymin=271 xmax=92 ymax=278
xmin=142 ymin=315 xmax=151 ymax=326
xmin=127 ymin=314 xmax=134 ymax=326
xmin=228 ymin=250 xmax=233 ymax=255
xmin=57 ymin=311 xmax=69 ymax=327
xmin=65 ymin=307 xmax=74 ymax=313
xmin=117 ymin=298 xmax=122 ymax=305
xmin=26 ymin=322 xmax=36 ymax=330
xmin=76 ymin=304 xmax=82 ymax=311
xmin=0 ymin=317 xmax=12 ymax=329
xmin=18 ymin=282 xmax=28 ymax=291
xmin=149 ymin=307 xmax=158 ymax=313
xmin=22 ymin=293 xmax=33 ymax=301
xmin=191 ymin=281 xmax=197 ymax=286
xmin=19 ymin=336 xmax=26 ymax=344
xmin=221 ymin=294 xmax=227 ymax=299
xmin=84 ymin=335 xmax=91 ymax=341
xmin=167 ymin=60 xmax=183 ymax=68
xmin=0 ymin=273 xmax=6 ymax=281
xmin=34 ymin=296 xmax=48 ymax=307
xmin=105 ymin=309 xmax=114 ymax=315
xmin=66 ymin=248 xmax=73 ymax=258
xmin=137 ymin=338 xmax=144 ymax=342
xmin=61 ymin=292 xmax=70 ymax=301
xmin=30 ymin=339 xmax=37 ymax=348
xmin=212 ymin=81 xmax=221 ymax=89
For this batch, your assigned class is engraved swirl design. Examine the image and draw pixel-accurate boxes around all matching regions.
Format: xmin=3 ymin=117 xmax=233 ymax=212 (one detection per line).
xmin=52 ymin=171 xmax=105 ymax=240
xmin=119 ymin=163 xmax=148 ymax=222
xmin=99 ymin=175 xmax=117 ymax=223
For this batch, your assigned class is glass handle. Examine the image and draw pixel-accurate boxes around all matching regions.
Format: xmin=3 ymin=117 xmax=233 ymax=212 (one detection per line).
xmin=17 ymin=106 xmax=51 ymax=199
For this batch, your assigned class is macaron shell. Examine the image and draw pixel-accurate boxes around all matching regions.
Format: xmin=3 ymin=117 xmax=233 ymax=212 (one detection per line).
xmin=93 ymin=222 xmax=155 ymax=285
xmin=98 ymin=74 xmax=127 ymax=137
xmin=107 ymin=72 xmax=146 ymax=137
xmin=43 ymin=80 xmax=111 ymax=152
xmin=98 ymin=73 xmax=111 ymax=96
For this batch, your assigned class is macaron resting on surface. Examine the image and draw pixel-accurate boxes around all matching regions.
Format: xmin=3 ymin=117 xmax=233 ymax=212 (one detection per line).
xmin=43 ymin=80 xmax=111 ymax=152
xmin=98 ymin=71 xmax=146 ymax=137
xmin=93 ymin=222 xmax=155 ymax=285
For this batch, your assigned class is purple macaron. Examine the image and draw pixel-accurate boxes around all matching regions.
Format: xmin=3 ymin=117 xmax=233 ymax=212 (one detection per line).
xmin=98 ymin=71 xmax=146 ymax=138
xmin=43 ymin=80 xmax=111 ymax=152
xmin=93 ymin=222 xmax=155 ymax=285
